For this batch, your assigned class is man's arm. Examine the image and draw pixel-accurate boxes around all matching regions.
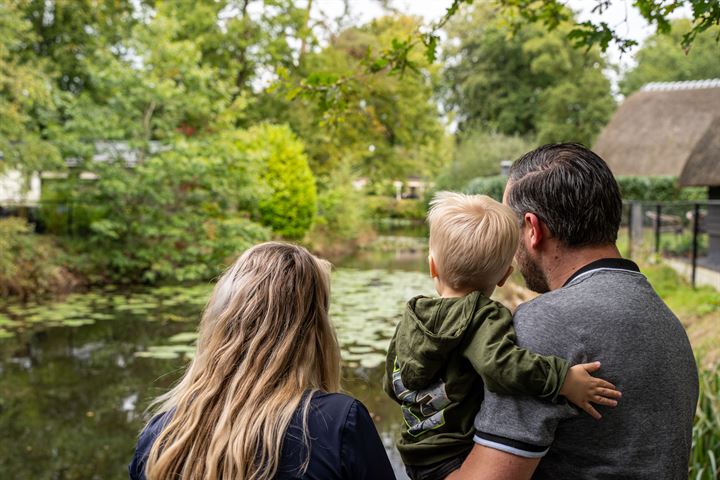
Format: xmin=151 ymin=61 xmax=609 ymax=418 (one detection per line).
xmin=447 ymin=444 xmax=539 ymax=480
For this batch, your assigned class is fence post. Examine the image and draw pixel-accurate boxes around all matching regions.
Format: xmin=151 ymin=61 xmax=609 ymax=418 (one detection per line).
xmin=655 ymin=204 xmax=661 ymax=254
xmin=631 ymin=202 xmax=644 ymax=255
xmin=691 ymin=203 xmax=699 ymax=289
xmin=627 ymin=203 xmax=633 ymax=258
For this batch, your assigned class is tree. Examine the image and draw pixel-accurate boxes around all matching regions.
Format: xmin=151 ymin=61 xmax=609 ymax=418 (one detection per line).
xmin=0 ymin=1 xmax=61 ymax=173
xmin=620 ymin=19 xmax=720 ymax=96
xmin=268 ymin=15 xmax=449 ymax=182
xmin=443 ymin=3 xmax=615 ymax=146
xmin=73 ymin=134 xmax=271 ymax=283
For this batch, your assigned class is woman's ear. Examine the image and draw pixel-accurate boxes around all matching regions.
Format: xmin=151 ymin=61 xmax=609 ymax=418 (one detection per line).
xmin=497 ymin=265 xmax=513 ymax=287
xmin=428 ymin=254 xmax=438 ymax=278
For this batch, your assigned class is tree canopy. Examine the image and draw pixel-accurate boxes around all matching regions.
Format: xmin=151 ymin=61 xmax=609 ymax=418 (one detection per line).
xmin=443 ymin=3 xmax=615 ymax=146
xmin=621 ymin=19 xmax=720 ymax=96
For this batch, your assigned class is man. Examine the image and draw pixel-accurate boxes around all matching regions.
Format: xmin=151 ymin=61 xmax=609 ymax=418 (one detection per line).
xmin=450 ymin=144 xmax=699 ymax=479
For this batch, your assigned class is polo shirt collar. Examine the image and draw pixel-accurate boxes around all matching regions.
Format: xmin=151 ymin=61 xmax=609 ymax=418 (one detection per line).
xmin=562 ymin=258 xmax=641 ymax=287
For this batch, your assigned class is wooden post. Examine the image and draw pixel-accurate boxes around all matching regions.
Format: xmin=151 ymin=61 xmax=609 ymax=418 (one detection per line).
xmin=691 ymin=203 xmax=700 ymax=288
xmin=627 ymin=203 xmax=633 ymax=258
xmin=655 ymin=204 xmax=662 ymax=254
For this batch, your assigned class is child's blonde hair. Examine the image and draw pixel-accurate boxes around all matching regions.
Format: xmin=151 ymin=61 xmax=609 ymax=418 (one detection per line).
xmin=428 ymin=192 xmax=519 ymax=291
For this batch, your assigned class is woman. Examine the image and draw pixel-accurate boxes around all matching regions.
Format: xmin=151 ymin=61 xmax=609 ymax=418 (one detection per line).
xmin=129 ymin=242 xmax=396 ymax=479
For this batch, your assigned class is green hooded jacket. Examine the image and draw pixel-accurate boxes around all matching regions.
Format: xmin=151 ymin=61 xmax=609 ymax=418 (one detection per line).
xmin=383 ymin=291 xmax=569 ymax=467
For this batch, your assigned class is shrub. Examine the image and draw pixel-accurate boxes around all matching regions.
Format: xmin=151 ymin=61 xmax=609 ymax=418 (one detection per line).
xmin=238 ymin=124 xmax=317 ymax=239
xmin=73 ymin=135 xmax=271 ymax=284
xmin=305 ymin=166 xmax=373 ymax=256
xmin=435 ymin=131 xmax=533 ymax=190
xmin=616 ymin=176 xmax=707 ymax=202
xmin=0 ymin=218 xmax=77 ymax=298
xmin=365 ymin=196 xmax=427 ymax=221
xmin=313 ymin=169 xmax=370 ymax=241
xmin=463 ymin=175 xmax=507 ymax=201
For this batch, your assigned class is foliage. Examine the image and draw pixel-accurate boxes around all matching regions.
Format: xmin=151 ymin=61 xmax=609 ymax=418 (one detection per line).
xmin=691 ymin=365 xmax=720 ymax=480
xmin=617 ymin=176 xmax=707 ymax=202
xmin=308 ymin=164 xmax=371 ymax=245
xmin=283 ymin=1 xmax=718 ymax=123
xmin=436 ymin=132 xmax=533 ymax=191
xmin=237 ymin=124 xmax=317 ymax=239
xmin=442 ymin=4 xmax=615 ymax=145
xmin=494 ymin=0 xmax=720 ymax=53
xmin=72 ymin=136 xmax=271 ymax=284
xmin=620 ymin=19 xmax=720 ymax=96
xmin=0 ymin=1 xmax=62 ymax=173
xmin=0 ymin=218 xmax=75 ymax=298
xmin=265 ymin=15 xmax=449 ymax=182
xmin=463 ymin=175 xmax=508 ymax=202
xmin=365 ymin=196 xmax=427 ymax=221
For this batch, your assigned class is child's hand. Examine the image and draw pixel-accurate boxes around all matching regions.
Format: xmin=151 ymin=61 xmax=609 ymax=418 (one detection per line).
xmin=559 ymin=361 xmax=621 ymax=420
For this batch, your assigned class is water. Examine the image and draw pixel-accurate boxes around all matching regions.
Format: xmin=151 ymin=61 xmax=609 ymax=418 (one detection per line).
xmin=0 ymin=236 xmax=519 ymax=479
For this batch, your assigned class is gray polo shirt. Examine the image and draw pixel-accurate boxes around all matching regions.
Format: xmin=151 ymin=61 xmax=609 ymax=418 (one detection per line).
xmin=474 ymin=259 xmax=699 ymax=479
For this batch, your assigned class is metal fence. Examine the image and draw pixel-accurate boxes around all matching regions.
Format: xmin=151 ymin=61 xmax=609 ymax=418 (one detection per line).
xmin=623 ymin=200 xmax=720 ymax=288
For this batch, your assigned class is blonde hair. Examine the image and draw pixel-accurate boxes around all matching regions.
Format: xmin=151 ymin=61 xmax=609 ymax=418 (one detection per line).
xmin=145 ymin=242 xmax=341 ymax=480
xmin=428 ymin=192 xmax=519 ymax=291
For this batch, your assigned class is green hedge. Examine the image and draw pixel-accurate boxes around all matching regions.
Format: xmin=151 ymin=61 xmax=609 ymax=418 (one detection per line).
xmin=463 ymin=175 xmax=507 ymax=201
xmin=616 ymin=176 xmax=707 ymax=202
xmin=461 ymin=175 xmax=707 ymax=203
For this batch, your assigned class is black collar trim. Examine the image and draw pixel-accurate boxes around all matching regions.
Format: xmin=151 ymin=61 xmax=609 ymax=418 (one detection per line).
xmin=562 ymin=258 xmax=641 ymax=287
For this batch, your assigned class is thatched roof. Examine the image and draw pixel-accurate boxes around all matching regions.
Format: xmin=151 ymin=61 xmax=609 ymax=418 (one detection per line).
xmin=681 ymin=116 xmax=720 ymax=186
xmin=594 ymin=79 xmax=720 ymax=186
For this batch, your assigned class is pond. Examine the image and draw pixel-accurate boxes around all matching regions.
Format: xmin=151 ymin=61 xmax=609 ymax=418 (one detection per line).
xmin=0 ymin=234 xmax=520 ymax=479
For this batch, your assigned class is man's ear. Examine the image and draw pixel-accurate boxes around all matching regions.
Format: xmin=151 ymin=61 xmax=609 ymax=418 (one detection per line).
xmin=497 ymin=265 xmax=513 ymax=287
xmin=523 ymin=213 xmax=544 ymax=249
xmin=429 ymin=254 xmax=438 ymax=278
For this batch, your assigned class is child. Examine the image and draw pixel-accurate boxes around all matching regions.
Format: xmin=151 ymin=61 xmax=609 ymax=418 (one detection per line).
xmin=383 ymin=192 xmax=621 ymax=480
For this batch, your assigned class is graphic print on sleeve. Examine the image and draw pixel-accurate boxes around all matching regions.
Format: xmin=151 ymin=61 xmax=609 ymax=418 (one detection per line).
xmin=392 ymin=358 xmax=451 ymax=437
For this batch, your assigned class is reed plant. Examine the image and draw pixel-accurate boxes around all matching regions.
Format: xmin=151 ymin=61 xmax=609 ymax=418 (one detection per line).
xmin=690 ymin=365 xmax=720 ymax=479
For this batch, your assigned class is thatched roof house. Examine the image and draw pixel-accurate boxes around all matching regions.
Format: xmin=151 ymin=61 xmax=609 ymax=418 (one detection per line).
xmin=595 ymin=79 xmax=720 ymax=269
xmin=594 ymin=79 xmax=720 ymax=187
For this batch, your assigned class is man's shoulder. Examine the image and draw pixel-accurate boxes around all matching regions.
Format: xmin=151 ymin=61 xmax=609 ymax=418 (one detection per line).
xmin=511 ymin=291 xmax=583 ymax=356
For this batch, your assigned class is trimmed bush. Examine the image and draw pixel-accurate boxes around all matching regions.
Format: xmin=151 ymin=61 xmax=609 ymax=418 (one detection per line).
xmin=463 ymin=175 xmax=507 ymax=201
xmin=238 ymin=124 xmax=317 ymax=239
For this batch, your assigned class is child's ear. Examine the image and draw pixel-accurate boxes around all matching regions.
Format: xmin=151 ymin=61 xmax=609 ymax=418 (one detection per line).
xmin=497 ymin=265 xmax=513 ymax=287
xmin=428 ymin=255 xmax=438 ymax=278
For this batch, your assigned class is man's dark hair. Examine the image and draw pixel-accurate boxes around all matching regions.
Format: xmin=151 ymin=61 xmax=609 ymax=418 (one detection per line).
xmin=507 ymin=143 xmax=622 ymax=247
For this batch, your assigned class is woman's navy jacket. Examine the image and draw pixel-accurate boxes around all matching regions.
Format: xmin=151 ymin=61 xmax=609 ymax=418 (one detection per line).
xmin=129 ymin=392 xmax=396 ymax=479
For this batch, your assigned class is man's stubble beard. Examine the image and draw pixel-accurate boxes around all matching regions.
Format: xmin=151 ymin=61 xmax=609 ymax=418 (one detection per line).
xmin=516 ymin=240 xmax=550 ymax=294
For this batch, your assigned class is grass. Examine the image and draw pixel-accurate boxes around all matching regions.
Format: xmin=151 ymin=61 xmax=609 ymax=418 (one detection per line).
xmin=691 ymin=367 xmax=720 ymax=480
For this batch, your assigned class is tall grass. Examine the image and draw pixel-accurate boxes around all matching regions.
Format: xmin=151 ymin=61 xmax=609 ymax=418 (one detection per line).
xmin=690 ymin=366 xmax=720 ymax=479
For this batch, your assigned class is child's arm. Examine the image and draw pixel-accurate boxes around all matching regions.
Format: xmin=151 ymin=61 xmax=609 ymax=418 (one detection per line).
xmin=463 ymin=303 xmax=620 ymax=417
xmin=560 ymin=361 xmax=621 ymax=420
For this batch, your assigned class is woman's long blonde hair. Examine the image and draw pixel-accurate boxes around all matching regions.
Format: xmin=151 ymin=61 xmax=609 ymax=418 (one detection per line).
xmin=145 ymin=242 xmax=342 ymax=480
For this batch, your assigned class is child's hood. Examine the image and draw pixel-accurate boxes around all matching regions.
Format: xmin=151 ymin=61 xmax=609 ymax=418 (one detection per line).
xmin=394 ymin=291 xmax=485 ymax=390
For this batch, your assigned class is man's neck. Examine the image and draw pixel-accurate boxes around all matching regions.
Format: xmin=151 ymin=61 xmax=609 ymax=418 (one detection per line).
xmin=544 ymin=243 xmax=622 ymax=291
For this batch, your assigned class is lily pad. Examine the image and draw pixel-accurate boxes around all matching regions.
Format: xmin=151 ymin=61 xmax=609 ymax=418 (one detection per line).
xmin=168 ymin=332 xmax=198 ymax=343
